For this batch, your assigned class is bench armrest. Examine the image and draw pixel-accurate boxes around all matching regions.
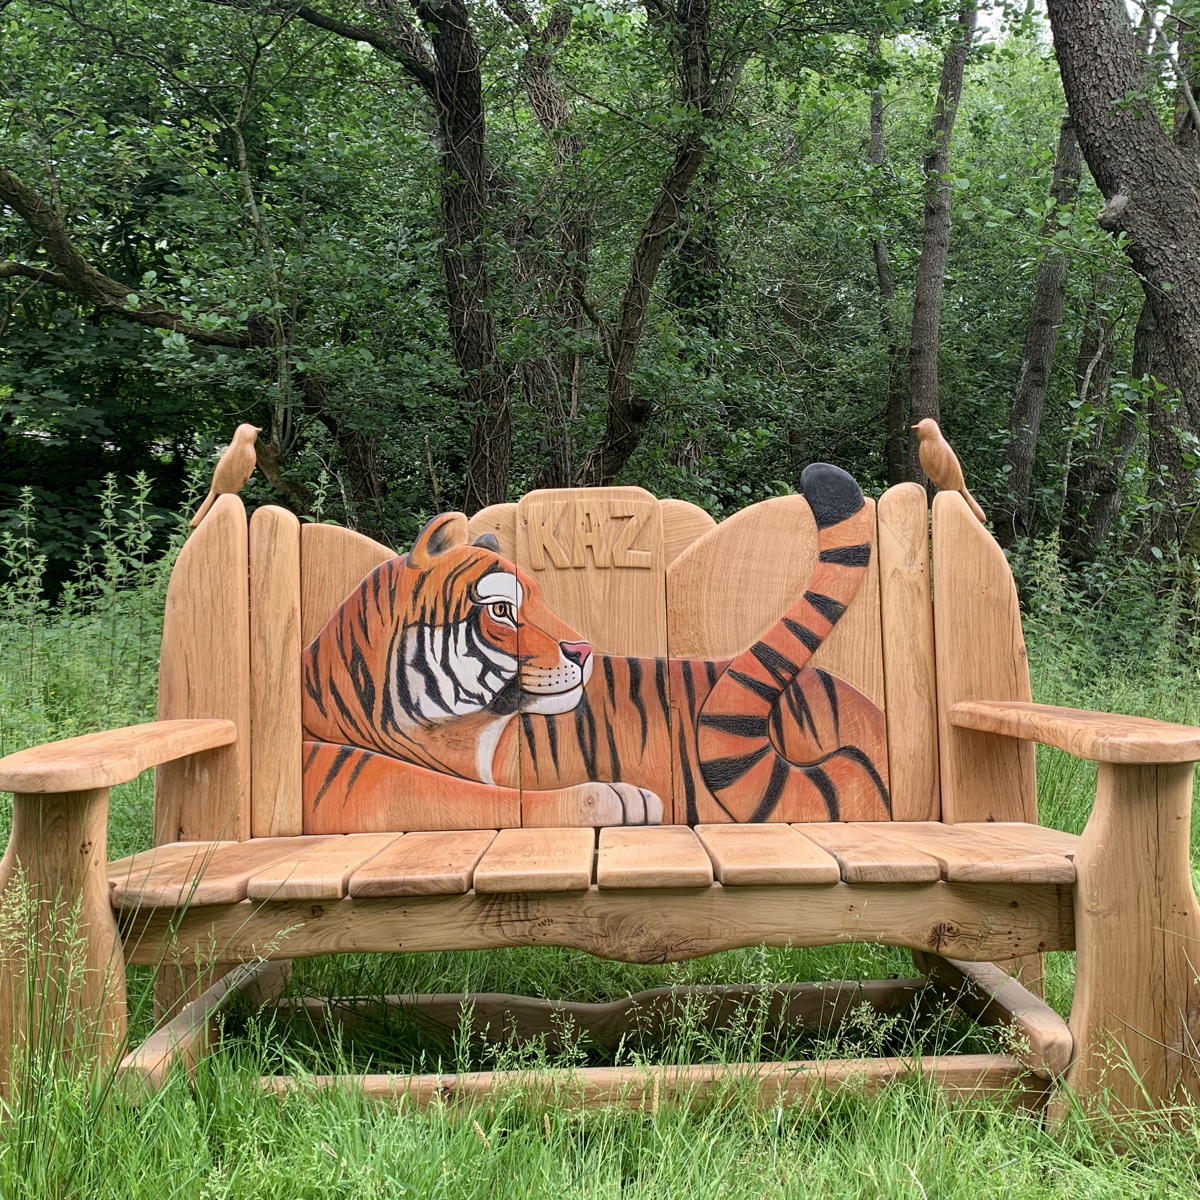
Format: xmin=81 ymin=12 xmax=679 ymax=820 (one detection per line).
xmin=0 ymin=719 xmax=237 ymax=793
xmin=948 ymin=700 xmax=1200 ymax=765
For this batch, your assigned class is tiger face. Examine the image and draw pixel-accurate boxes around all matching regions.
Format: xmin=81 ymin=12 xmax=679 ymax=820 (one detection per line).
xmin=303 ymin=512 xmax=594 ymax=761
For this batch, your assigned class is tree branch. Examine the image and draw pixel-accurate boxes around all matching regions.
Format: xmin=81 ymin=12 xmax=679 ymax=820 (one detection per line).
xmin=0 ymin=164 xmax=267 ymax=347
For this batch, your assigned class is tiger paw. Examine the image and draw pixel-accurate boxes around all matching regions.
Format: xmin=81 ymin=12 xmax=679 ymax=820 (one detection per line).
xmin=568 ymin=781 xmax=663 ymax=826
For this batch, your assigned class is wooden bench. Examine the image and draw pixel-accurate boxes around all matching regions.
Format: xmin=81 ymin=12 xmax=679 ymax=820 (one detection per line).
xmin=2 ymin=427 xmax=1199 ymax=1117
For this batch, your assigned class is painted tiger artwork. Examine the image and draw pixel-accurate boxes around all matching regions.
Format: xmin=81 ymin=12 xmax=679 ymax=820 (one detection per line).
xmin=301 ymin=464 xmax=890 ymax=832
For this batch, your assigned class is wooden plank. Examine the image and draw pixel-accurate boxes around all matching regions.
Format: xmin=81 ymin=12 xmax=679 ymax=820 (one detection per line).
xmin=245 ymin=834 xmax=402 ymax=901
xmin=110 ymin=837 xmax=329 ymax=908
xmin=1061 ymin=761 xmax=1200 ymax=1115
xmin=119 ymin=960 xmax=290 ymax=1091
xmin=348 ymin=830 xmax=496 ymax=898
xmin=260 ymin=1053 xmax=1046 ymax=1111
xmin=156 ymin=494 xmax=251 ymax=844
xmin=953 ymin=822 xmax=1080 ymax=859
xmin=695 ymin=824 xmax=840 ymax=885
xmin=249 ymin=505 xmax=303 ymax=838
xmin=271 ymin=980 xmax=928 ymax=1050
xmin=666 ymin=495 xmax=884 ymax=710
xmin=597 ymin=826 xmax=713 ymax=889
xmin=299 ymin=523 xmax=395 ymax=646
xmin=950 ymin=700 xmax=1200 ymax=764
xmin=932 ymin=492 xmax=1036 ymax=824
xmin=834 ymin=822 xmax=1074 ymax=884
xmin=660 ymin=498 xmax=715 ymax=566
xmin=514 ymin=487 xmax=671 ymax=825
xmin=466 ymin=503 xmax=517 ymax=559
xmin=122 ymin=879 xmax=1077 ymax=966
xmin=0 ymin=720 xmax=235 ymax=793
xmin=877 ymin=483 xmax=939 ymax=821
xmin=473 ymin=827 xmax=595 ymax=892
xmin=514 ymin=487 xmax=667 ymax=657
xmin=794 ymin=823 xmax=941 ymax=883
xmin=921 ymin=955 xmax=1072 ymax=1077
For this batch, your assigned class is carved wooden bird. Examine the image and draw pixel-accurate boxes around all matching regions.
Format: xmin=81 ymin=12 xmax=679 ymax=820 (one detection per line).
xmin=189 ymin=424 xmax=261 ymax=528
xmin=911 ymin=418 xmax=987 ymax=523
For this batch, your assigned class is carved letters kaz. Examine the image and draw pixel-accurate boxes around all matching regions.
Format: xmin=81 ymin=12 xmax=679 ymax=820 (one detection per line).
xmin=525 ymin=498 xmax=655 ymax=570
xmin=300 ymin=469 xmax=891 ymax=833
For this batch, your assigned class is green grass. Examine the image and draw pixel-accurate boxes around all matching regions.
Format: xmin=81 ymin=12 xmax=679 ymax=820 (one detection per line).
xmin=4 ymin=497 xmax=1200 ymax=1197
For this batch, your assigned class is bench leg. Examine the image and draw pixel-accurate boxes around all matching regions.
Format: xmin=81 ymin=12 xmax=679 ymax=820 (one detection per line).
xmin=0 ymin=789 xmax=127 ymax=1090
xmin=1061 ymin=761 xmax=1200 ymax=1114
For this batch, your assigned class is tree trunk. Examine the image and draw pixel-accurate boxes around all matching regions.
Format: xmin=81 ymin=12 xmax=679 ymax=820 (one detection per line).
xmin=1046 ymin=0 xmax=1200 ymax=561
xmin=580 ymin=0 xmax=716 ymax=485
xmin=997 ymin=117 xmax=1083 ymax=546
xmin=908 ymin=0 xmax=977 ymax=481
xmin=423 ymin=0 xmax=512 ymax=512
xmin=866 ymin=37 xmax=909 ymax=487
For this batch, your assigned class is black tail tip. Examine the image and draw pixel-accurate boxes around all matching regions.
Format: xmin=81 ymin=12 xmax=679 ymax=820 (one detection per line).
xmin=800 ymin=463 xmax=865 ymax=530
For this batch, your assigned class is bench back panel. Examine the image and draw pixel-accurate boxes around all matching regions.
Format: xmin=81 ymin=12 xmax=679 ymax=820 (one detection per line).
xmin=932 ymin=491 xmax=1037 ymax=823
xmin=159 ymin=479 xmax=1038 ymax=843
xmin=155 ymin=494 xmax=250 ymax=843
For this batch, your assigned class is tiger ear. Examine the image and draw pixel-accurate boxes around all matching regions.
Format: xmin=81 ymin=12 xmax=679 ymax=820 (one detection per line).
xmin=410 ymin=512 xmax=469 ymax=567
xmin=471 ymin=532 xmax=500 ymax=552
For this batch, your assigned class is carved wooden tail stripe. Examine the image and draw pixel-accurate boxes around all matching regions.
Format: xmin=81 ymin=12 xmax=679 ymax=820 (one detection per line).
xmin=695 ymin=464 xmax=886 ymax=820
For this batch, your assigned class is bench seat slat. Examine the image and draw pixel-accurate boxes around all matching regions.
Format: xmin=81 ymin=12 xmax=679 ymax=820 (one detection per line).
xmin=246 ymin=834 xmax=403 ymax=901
xmin=348 ymin=831 xmax=496 ymax=897
xmin=695 ymin=824 xmax=840 ymax=885
xmin=473 ymin=828 xmax=595 ymax=893
xmin=110 ymin=837 xmax=331 ymax=908
xmin=597 ymin=826 xmax=713 ymax=889
xmin=950 ymin=822 xmax=1080 ymax=860
xmin=794 ymin=824 xmax=943 ymax=883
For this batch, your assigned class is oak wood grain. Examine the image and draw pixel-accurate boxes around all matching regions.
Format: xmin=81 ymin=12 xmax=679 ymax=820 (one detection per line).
xmin=794 ymin=823 xmax=942 ymax=883
xmin=949 ymin=700 xmax=1200 ymax=764
xmin=597 ymin=826 xmax=713 ymax=888
xmin=156 ymin=494 xmax=251 ymax=843
xmin=877 ymin=483 xmax=939 ymax=821
xmin=299 ymin=523 xmax=394 ymax=646
xmin=0 ymin=720 xmax=235 ymax=794
xmin=695 ymin=823 xmax=840 ymax=885
xmin=249 ymin=505 xmax=303 ymax=837
xmin=348 ymin=830 xmax=496 ymax=897
xmin=245 ymin=834 xmax=402 ymax=901
xmin=473 ymin=827 xmax=595 ymax=892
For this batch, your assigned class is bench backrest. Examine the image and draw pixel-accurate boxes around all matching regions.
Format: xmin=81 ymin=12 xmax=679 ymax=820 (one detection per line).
xmin=153 ymin=482 xmax=1035 ymax=843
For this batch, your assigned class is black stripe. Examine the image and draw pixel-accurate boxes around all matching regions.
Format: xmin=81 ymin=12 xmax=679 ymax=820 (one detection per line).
xmin=782 ymin=618 xmax=822 ymax=653
xmin=751 ymin=641 xmax=797 ymax=685
xmin=804 ymin=591 xmax=846 ymax=623
xmin=392 ymin=631 xmax=420 ymax=723
xmin=521 ymin=714 xmax=538 ymax=771
xmin=833 ymin=745 xmax=892 ymax=814
xmin=748 ymin=757 xmax=791 ymax=823
xmin=806 ymin=765 xmax=840 ymax=820
xmin=653 ymin=660 xmax=670 ymax=726
xmin=704 ymin=661 xmax=719 ymax=688
xmin=328 ymin=678 xmax=367 ymax=739
xmin=682 ymin=660 xmax=697 ymax=718
xmin=311 ymin=745 xmax=356 ymax=811
xmin=344 ymin=748 xmax=371 ymax=799
xmin=573 ymin=694 xmax=597 ymax=777
xmin=677 ymin=721 xmax=698 ymax=826
xmin=603 ymin=657 xmax=617 ymax=706
xmin=818 ymin=543 xmax=871 ymax=567
xmin=627 ymin=658 xmax=648 ymax=748
xmin=348 ymin=641 xmax=376 ymax=720
xmin=546 ymin=717 xmax=560 ymax=773
xmin=727 ymin=669 xmax=778 ymax=705
xmin=697 ymin=712 xmax=769 ymax=738
xmin=604 ymin=721 xmax=622 ymax=779
xmin=305 ymin=644 xmax=327 ymax=717
xmin=700 ymin=743 xmax=770 ymax=791
xmin=303 ymin=744 xmax=321 ymax=771
xmin=815 ymin=667 xmax=840 ymax=735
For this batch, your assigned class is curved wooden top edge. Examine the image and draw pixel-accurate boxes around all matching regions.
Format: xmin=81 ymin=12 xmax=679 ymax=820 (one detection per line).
xmin=949 ymin=701 xmax=1200 ymax=765
xmin=0 ymin=719 xmax=237 ymax=793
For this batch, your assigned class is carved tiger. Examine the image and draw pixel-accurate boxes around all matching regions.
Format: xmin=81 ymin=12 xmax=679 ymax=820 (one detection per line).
xmin=301 ymin=464 xmax=890 ymax=830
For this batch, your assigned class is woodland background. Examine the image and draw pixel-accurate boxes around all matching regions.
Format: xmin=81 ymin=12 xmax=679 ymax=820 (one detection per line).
xmin=3 ymin=0 xmax=1200 ymax=624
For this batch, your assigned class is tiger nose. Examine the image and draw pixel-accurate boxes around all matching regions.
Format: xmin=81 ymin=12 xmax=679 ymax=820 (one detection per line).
xmin=560 ymin=640 xmax=592 ymax=667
